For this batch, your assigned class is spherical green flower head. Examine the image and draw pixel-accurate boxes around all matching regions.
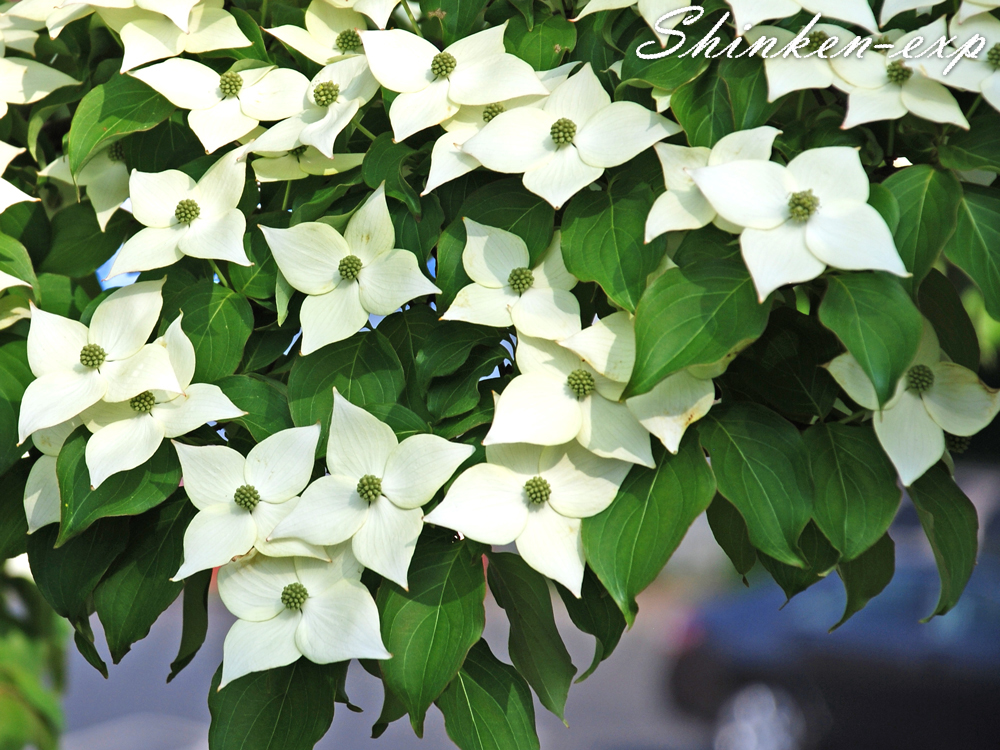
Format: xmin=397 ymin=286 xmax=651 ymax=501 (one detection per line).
xmin=567 ymin=368 xmax=596 ymax=399
xmin=233 ymin=484 xmax=260 ymax=511
xmin=79 ymin=343 xmax=107 ymax=368
xmin=219 ymin=71 xmax=243 ymax=98
xmin=107 ymin=141 xmax=126 ymax=163
xmin=337 ymin=28 xmax=361 ymax=53
xmin=907 ymin=364 xmax=934 ymax=393
xmin=550 ymin=118 xmax=576 ymax=146
xmin=314 ymin=81 xmax=340 ymax=107
xmin=281 ymin=582 xmax=308 ymax=610
xmin=175 ymin=198 xmax=200 ymax=224
xmin=129 ymin=391 xmax=156 ymax=413
xmin=431 ymin=52 xmax=456 ymax=79
xmin=508 ymin=267 xmax=534 ymax=294
xmin=357 ymin=474 xmax=382 ymax=503
xmin=874 ymin=35 xmax=892 ymax=53
xmin=339 ymin=254 xmax=363 ymax=281
xmin=886 ymin=61 xmax=913 ymax=85
xmin=482 ymin=103 xmax=505 ymax=123
xmin=804 ymin=30 xmax=829 ymax=54
xmin=290 ymin=145 xmax=308 ymax=158
xmin=788 ymin=189 xmax=820 ymax=222
xmin=524 ymin=476 xmax=551 ymax=505
xmin=946 ymin=433 xmax=972 ymax=454
xmin=989 ymin=44 xmax=1000 ymax=70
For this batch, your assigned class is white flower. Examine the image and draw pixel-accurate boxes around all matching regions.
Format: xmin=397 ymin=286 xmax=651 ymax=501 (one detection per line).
xmin=0 ymin=142 xmax=38 ymax=214
xmin=917 ymin=14 xmax=1000 ymax=114
xmin=266 ymin=1 xmax=367 ymax=65
xmin=108 ymin=148 xmax=251 ymax=278
xmin=172 ymin=425 xmax=326 ymax=580
xmin=742 ymin=24 xmax=853 ymax=103
xmin=0 ymin=9 xmax=43 ymax=55
xmin=217 ymin=544 xmax=390 ymax=689
xmin=248 ymin=56 xmax=379 ymax=158
xmin=689 ymin=146 xmax=909 ymax=301
xmin=78 ymin=314 xmax=245 ymax=489
xmin=958 ymin=0 xmax=1000 ymax=23
xmin=463 ymin=63 xmax=681 ymax=209
xmin=131 ymin=59 xmax=310 ymax=153
xmin=37 ymin=144 xmax=129 ymax=231
xmin=320 ymin=0 xmax=400 ymax=29
xmin=0 ymin=268 xmax=31 ymax=331
xmin=722 ymin=0 xmax=878 ymax=33
xmin=17 ymin=279 xmax=182 ymax=444
xmin=423 ymin=62 xmax=577 ymax=196
xmin=424 ymin=441 xmax=630 ymax=596
xmin=269 ymin=390 xmax=475 ymax=589
xmin=645 ymin=125 xmax=780 ymax=243
xmin=260 ymin=184 xmax=440 ymax=354
xmin=827 ymin=320 xmax=1000 ymax=485
xmin=0 ymin=39 xmax=79 ymax=119
xmin=485 ymin=334 xmax=655 ymax=468
xmin=879 ymin=0 xmax=935 ymax=25
xmin=573 ymin=1 xmax=696 ymax=45
xmin=84 ymin=0 xmax=201 ymax=31
xmin=361 ymin=23 xmax=549 ymax=142
xmin=23 ymin=418 xmax=82 ymax=533
xmin=829 ymin=20 xmax=968 ymax=130
xmin=441 ymin=220 xmax=580 ymax=341
xmin=2 ymin=0 xmax=93 ymax=39
xmin=251 ymin=147 xmax=365 ymax=182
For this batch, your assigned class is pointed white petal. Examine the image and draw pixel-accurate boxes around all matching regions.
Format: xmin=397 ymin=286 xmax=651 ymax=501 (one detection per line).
xmin=462 ymin=108 xmax=557 ymax=174
xmin=108 ymin=226 xmax=185 ymax=277
xmin=448 ymin=54 xmax=549 ymax=106
xmin=155 ymin=384 xmax=244 ymax=438
xmin=270 ymin=474 xmax=369 ymax=546
xmin=24 ymin=456 xmax=60 ymax=534
xmin=218 ymin=553 xmax=295 ymax=621
xmin=806 ymin=201 xmax=908 ymax=276
xmin=251 ymin=496 xmax=330 ymax=560
xmin=101 ymin=343 xmax=181 ymax=401
xmin=188 ymin=97 xmax=257 ymax=154
xmin=267 ymin=24 xmax=339 ymax=64
xmin=440 ymin=284 xmax=517 ymax=328
xmin=26 ymin=305 xmax=89 ymax=377
xmin=358 ymin=250 xmax=440 ymax=315
xmin=801 ymin=0 xmax=878 ymax=33
xmin=484 ymin=373 xmax=582 ymax=447
xmin=218 ymin=611 xmax=301 ymax=688
xmin=299 ymin=284 xmax=370 ymax=354
xmin=924 ymin=362 xmax=1000 ymax=436
xmin=196 ymin=148 xmax=248 ymax=217
xmin=627 ymin=371 xmax=715 ymax=454
xmin=873 ymin=390 xmax=945 ymax=486
xmin=300 ymin=99 xmax=360 ymax=158
xmin=514 ymin=333 xmax=580 ymax=379
xmin=689 ymin=161 xmax=794 ymax=230
xmin=381 ymin=435 xmax=474 ymax=510
xmin=389 ymin=78 xmax=457 ymax=142
xmin=533 ymin=231 xmax=575 ymax=290
xmin=0 ymin=57 xmax=79 ymax=105
xmin=461 ymin=219 xmax=530 ymax=288
xmin=18 ymin=371 xmax=106 ymax=444
xmin=31 ymin=418 xmax=82 ymax=458
xmin=245 ymin=425 xmax=320 ymax=503
xmin=162 ymin=314 xmax=195 ymax=389
xmin=515 ymin=503 xmax=585 ymax=597
xmin=352 ymin=0 xmax=401 ymax=28
xmin=541 ymin=441 xmax=631 ymax=518
xmin=86 ymin=161 xmax=130 ymax=231
xmin=724 ymin=0 xmax=800 ymax=29
xmin=327 ymin=390 xmax=398 ymax=478
xmin=522 ymin=145 xmax=603 ymax=209
xmin=901 ymin=76 xmax=969 ymax=128
xmin=444 ymin=23 xmax=508 ymax=65
xmin=741 ymin=223 xmax=826 ymax=302
xmin=86 ymin=413 xmax=166 ymax=489
xmin=296 ymin=580 xmax=391 ymax=662
xmin=424 ymin=129 xmax=481 ymax=194
xmin=578 ymin=393 xmax=655 ymax=467
xmin=360 ymin=28 xmax=437 ymax=93
xmin=138 ymin=0 xmax=199 ymax=31
xmin=645 ymin=188 xmax=715 ymax=240
xmin=763 ymin=55 xmax=833 ymax=101
xmin=119 ymin=18 xmax=185 ymax=72
xmin=351 ymin=495 xmax=422 ymax=588
xmin=178 ymin=210 xmax=249 ymax=265
xmin=129 ymin=169 xmax=196 ymax=228
xmin=545 ymin=63 xmax=610 ymax=124
xmin=559 ymin=311 xmax=635 ymax=383
xmin=240 ymin=68 xmax=311 ymax=122
xmin=90 ymin=279 xmax=165 ymax=360
xmin=184 ymin=7 xmax=253 ymax=53
xmin=423 ymin=464 xmax=529 ymax=545
xmin=826 ymin=353 xmax=879 ymax=411
xmin=573 ymin=0 xmax=634 ymax=20
xmin=173 ymin=503 xmax=258 ymax=579
xmin=842 ymin=86 xmax=907 ymax=129
xmin=511 ymin=288 xmax=581 ymax=341
xmin=172 ymin=442 xmax=246 ymax=510
xmin=260 ymin=222 xmax=346 ymax=296
xmin=485 ymin=443 xmax=546 ymax=476
xmin=575 ymin=102 xmax=679 ymax=169
xmin=787 ymin=146 xmax=870 ymax=205
xmin=130 ymin=58 xmax=221 ymax=111
xmin=345 ymin=183 xmax=395 ymax=264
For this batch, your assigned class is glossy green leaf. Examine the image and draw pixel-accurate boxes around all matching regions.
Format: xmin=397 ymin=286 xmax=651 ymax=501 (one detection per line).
xmin=619 ymin=23 xmax=714 ymax=92
xmin=937 ymin=111 xmax=1000 ymax=172
xmin=376 ymin=304 xmax=438 ymax=419
xmin=706 ymin=494 xmax=756 ymax=581
xmin=421 ymin=0 xmax=490 ymax=45
xmin=758 ymin=522 xmax=840 ymax=602
xmin=230 ymin=228 xmax=279 ymax=300
xmin=917 ymin=269 xmax=980 ymax=371
xmin=216 ymin=374 xmax=293 ymax=441
xmin=832 ymin=532 xmax=895 ymax=631
xmin=0 ymin=341 xmax=33 ymax=475
xmin=504 ymin=13 xmax=575 ymax=70
xmin=0 ymin=460 xmax=30 ymax=559
xmin=170 ymin=281 xmax=254 ymax=384
xmin=40 ymin=203 xmax=133 ymax=279
xmin=362 ymin=133 xmax=421 ymax=216
xmin=943 ymin=183 xmax=1000 ymax=320
xmin=0 ymin=233 xmax=38 ymax=292
xmin=427 ymin=346 xmax=507 ymax=420
xmin=168 ymin=568 xmax=212 ymax=682
xmin=555 ymin=569 xmax=626 ymax=681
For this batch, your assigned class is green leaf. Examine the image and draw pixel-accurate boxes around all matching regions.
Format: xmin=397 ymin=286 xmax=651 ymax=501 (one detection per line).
xmin=583 ymin=436 xmax=715 ymax=625
xmin=55 ymin=427 xmax=181 ymax=545
xmin=230 ymin=228 xmax=279 ymax=300
xmin=171 ymin=281 xmax=254 ymax=384
xmin=882 ymin=165 xmax=961 ymax=291
xmin=819 ymin=272 xmax=923 ymax=407
xmin=917 ymin=269 xmax=980 ymax=371
xmin=0 ymin=340 xmax=33 ymax=475
xmin=378 ymin=538 xmax=486 ymax=736
xmin=486 ymin=552 xmax=576 ymax=721
xmin=362 ymin=133 xmax=421 ymax=216
xmin=907 ymin=464 xmax=979 ymax=621
xmin=216 ymin=375 xmax=293 ymax=441
xmin=390 ymin=193 xmax=444 ymax=261
xmin=626 ymin=256 xmax=770 ymax=397
xmin=420 ymin=0 xmax=490 ymax=45
xmin=509 ymin=0 xmax=533 ymax=29
xmin=362 ymin=402 xmax=430 ymax=440
xmin=40 ymin=203 xmax=133 ymax=279
xmin=0 ymin=233 xmax=38 ymax=292
xmin=208 ymin=659 xmax=341 ymax=750
xmin=427 ymin=346 xmax=507 ymax=420
xmin=436 ymin=639 xmax=540 ymax=750
xmin=67 ymin=73 xmax=175 ymax=174
xmin=868 ymin=183 xmax=900 ymax=235
xmin=832 ymin=532 xmax=895 ymax=631
xmin=937 ymin=111 xmax=1000 ymax=172
xmin=120 ymin=115 xmax=205 ymax=173
xmin=168 ymin=568 xmax=212 ymax=682
xmin=699 ymin=404 xmax=814 ymax=567
xmin=376 ymin=304 xmax=438 ymax=418
xmin=554 ymin=569 xmax=626 ymax=681
xmin=73 ymin=618 xmax=108 ymax=678
xmin=93 ymin=495 xmax=194 ymax=663
xmin=758 ymin=522 xmax=840 ymax=602
xmin=504 ymin=13 xmax=576 ymax=70
xmin=561 ymin=182 xmax=666 ymax=312
xmin=943 ymin=183 xmax=1000 ymax=320
xmin=706 ymin=494 xmax=756 ymax=580
xmin=0 ymin=460 xmax=30 ymax=559
xmin=415 ymin=322 xmax=501 ymax=391
xmin=619 ymin=24 xmax=713 ymax=92
xmin=803 ymin=423 xmax=901 ymax=561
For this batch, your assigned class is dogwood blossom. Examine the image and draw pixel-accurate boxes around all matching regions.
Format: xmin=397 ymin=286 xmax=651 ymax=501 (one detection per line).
xmin=84 ymin=0 xmax=201 ymax=31
xmin=22 ymin=418 xmax=81 ymax=533
xmin=266 ymin=1 xmax=367 ymax=64
xmin=916 ymin=14 xmax=1000 ymax=114
xmin=261 ymin=184 xmax=440 ymax=354
xmin=828 ymin=321 xmax=1000 ymax=486
xmin=0 ymin=142 xmax=38 ymax=214
xmin=645 ymin=126 xmax=779 ymax=242
xmin=172 ymin=425 xmax=325 ymax=580
xmin=108 ymin=148 xmax=251 ymax=278
xmin=17 ymin=279 xmax=181 ymax=444
xmin=958 ymin=0 xmax=1000 ymax=23
xmin=0 ymin=269 xmax=31 ymax=331
xmin=217 ymin=545 xmax=390 ymax=688
xmin=251 ymin=147 xmax=364 ymax=182
xmin=722 ymin=0 xmax=878 ymax=33
xmin=690 ymin=146 xmax=909 ymax=301
xmin=441 ymin=220 xmax=580 ymax=341
xmin=463 ymin=63 xmax=680 ymax=209
xmin=362 ymin=23 xmax=548 ymax=141
xmin=269 ymin=391 xmax=474 ymax=589
xmin=878 ymin=0 xmax=935 ymax=25
xmin=79 ymin=315 xmax=244 ymax=489
xmin=321 ymin=0 xmax=400 ymax=29
xmin=37 ymin=144 xmax=128 ymax=231
xmin=2 ymin=0 xmax=93 ymax=38
xmin=424 ymin=441 xmax=630 ymax=596
xmin=0 ymin=9 xmax=42 ymax=55
xmin=572 ymin=0 xmax=694 ymax=44
xmin=742 ymin=24 xmax=852 ymax=103
xmin=0 ymin=50 xmax=77 ymax=122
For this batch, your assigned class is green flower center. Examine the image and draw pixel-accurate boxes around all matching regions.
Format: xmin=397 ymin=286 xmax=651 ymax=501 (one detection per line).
xmin=107 ymin=141 xmax=126 ymax=162
xmin=219 ymin=71 xmax=243 ymax=98
xmin=338 ymin=254 xmax=363 ymax=281
xmin=524 ymin=476 xmax=551 ymax=505
xmin=129 ymin=391 xmax=156 ymax=413
xmin=788 ymin=189 xmax=820 ymax=222
xmin=289 ymin=145 xmax=308 ymax=158
xmin=887 ymin=60 xmax=913 ymax=85
xmin=175 ymin=198 xmax=200 ymax=224
xmin=482 ymin=103 xmax=505 ymax=123
xmin=314 ymin=81 xmax=340 ymax=107
xmin=336 ymin=28 xmax=361 ymax=52
xmin=804 ymin=30 xmax=829 ymax=54
xmin=550 ymin=117 xmax=576 ymax=146
xmin=567 ymin=368 xmax=596 ymax=399
xmin=431 ymin=51 xmax=457 ymax=78
xmin=906 ymin=364 xmax=934 ymax=393
xmin=507 ymin=267 xmax=534 ymax=294
xmin=79 ymin=343 xmax=107 ymax=368
xmin=233 ymin=484 xmax=260 ymax=511
xmin=357 ymin=474 xmax=382 ymax=503
xmin=946 ymin=433 xmax=972 ymax=454
xmin=874 ymin=35 xmax=892 ymax=53
xmin=280 ymin=582 xmax=308 ymax=610
xmin=988 ymin=43 xmax=1000 ymax=70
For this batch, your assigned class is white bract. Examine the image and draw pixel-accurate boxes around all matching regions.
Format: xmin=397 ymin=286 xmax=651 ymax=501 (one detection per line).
xmin=0 ymin=40 xmax=78 ymax=120
xmin=362 ymin=23 xmax=549 ymax=141
xmin=172 ymin=425 xmax=326 ymax=580
xmin=573 ymin=0 xmax=695 ymax=44
xmin=958 ymin=1 xmax=1000 ymax=23
xmin=261 ymin=184 xmax=440 ymax=354
xmin=251 ymin=147 xmax=365 ymax=182
xmin=17 ymin=279 xmax=181 ymax=444
xmin=269 ymin=391 xmax=475 ymax=589
xmin=83 ymin=0 xmax=200 ymax=30
xmin=320 ymin=0 xmax=400 ymax=29
xmin=79 ymin=315 xmax=245 ymax=489
xmin=463 ymin=63 xmax=680 ymax=209
xmin=424 ymin=441 xmax=630 ymax=596
xmin=37 ymin=144 xmax=129 ymax=231
xmin=217 ymin=544 xmax=390 ymax=688
xmin=108 ymin=149 xmax=251 ymax=278
xmin=23 ymin=418 xmax=81 ymax=533
xmin=917 ymin=14 xmax=1000 ymax=114
xmin=248 ymin=56 xmax=379 ymax=158
xmin=0 ymin=267 xmax=31 ymax=330
xmin=742 ymin=24 xmax=853 ymax=103
xmin=0 ymin=9 xmax=42 ymax=55
xmin=132 ymin=59 xmax=310 ymax=153
xmin=722 ymin=0 xmax=877 ymax=33
xmin=2 ymin=0 xmax=93 ymax=39
xmin=645 ymin=126 xmax=780 ymax=243
xmin=879 ymin=0 xmax=935 ymax=25
xmin=266 ymin=1 xmax=367 ymax=64
xmin=827 ymin=321 xmax=1000 ymax=486
xmin=485 ymin=334 xmax=655 ymax=468
xmin=442 ymin=220 xmax=580 ymax=341
xmin=690 ymin=146 xmax=909 ymax=301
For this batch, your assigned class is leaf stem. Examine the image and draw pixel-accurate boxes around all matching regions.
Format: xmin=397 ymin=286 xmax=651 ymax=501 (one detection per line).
xmin=209 ymin=259 xmax=231 ymax=289
xmin=353 ymin=117 xmax=377 ymax=141
xmin=401 ymin=1 xmax=423 ymax=37
xmin=967 ymin=93 xmax=983 ymax=120
xmin=796 ymin=90 xmax=806 ymax=120
xmin=282 ymin=180 xmax=292 ymax=211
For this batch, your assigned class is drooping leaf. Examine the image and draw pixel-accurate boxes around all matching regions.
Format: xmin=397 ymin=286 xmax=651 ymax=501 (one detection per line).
xmin=0 ymin=340 xmax=33 ymax=475
xmin=554 ymin=568 xmax=626 ymax=681
xmin=0 ymin=459 xmax=30 ymax=559
xmin=937 ymin=111 xmax=1000 ymax=172
xmin=758 ymin=522 xmax=840 ymax=602
xmin=421 ymin=0 xmax=490 ymax=45
xmin=943 ymin=183 xmax=1000 ymax=320
xmin=216 ymin=375 xmax=293 ymax=441
xmin=706 ymin=494 xmax=756 ymax=581
xmin=168 ymin=568 xmax=212 ymax=682
xmin=832 ymin=532 xmax=895 ymax=630
xmin=362 ymin=133 xmax=422 ymax=216
xmin=167 ymin=280 xmax=254 ymax=384
xmin=504 ymin=13 xmax=576 ymax=70
xmin=40 ymin=204 xmax=133 ymax=279
xmin=917 ymin=268 xmax=980 ymax=371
